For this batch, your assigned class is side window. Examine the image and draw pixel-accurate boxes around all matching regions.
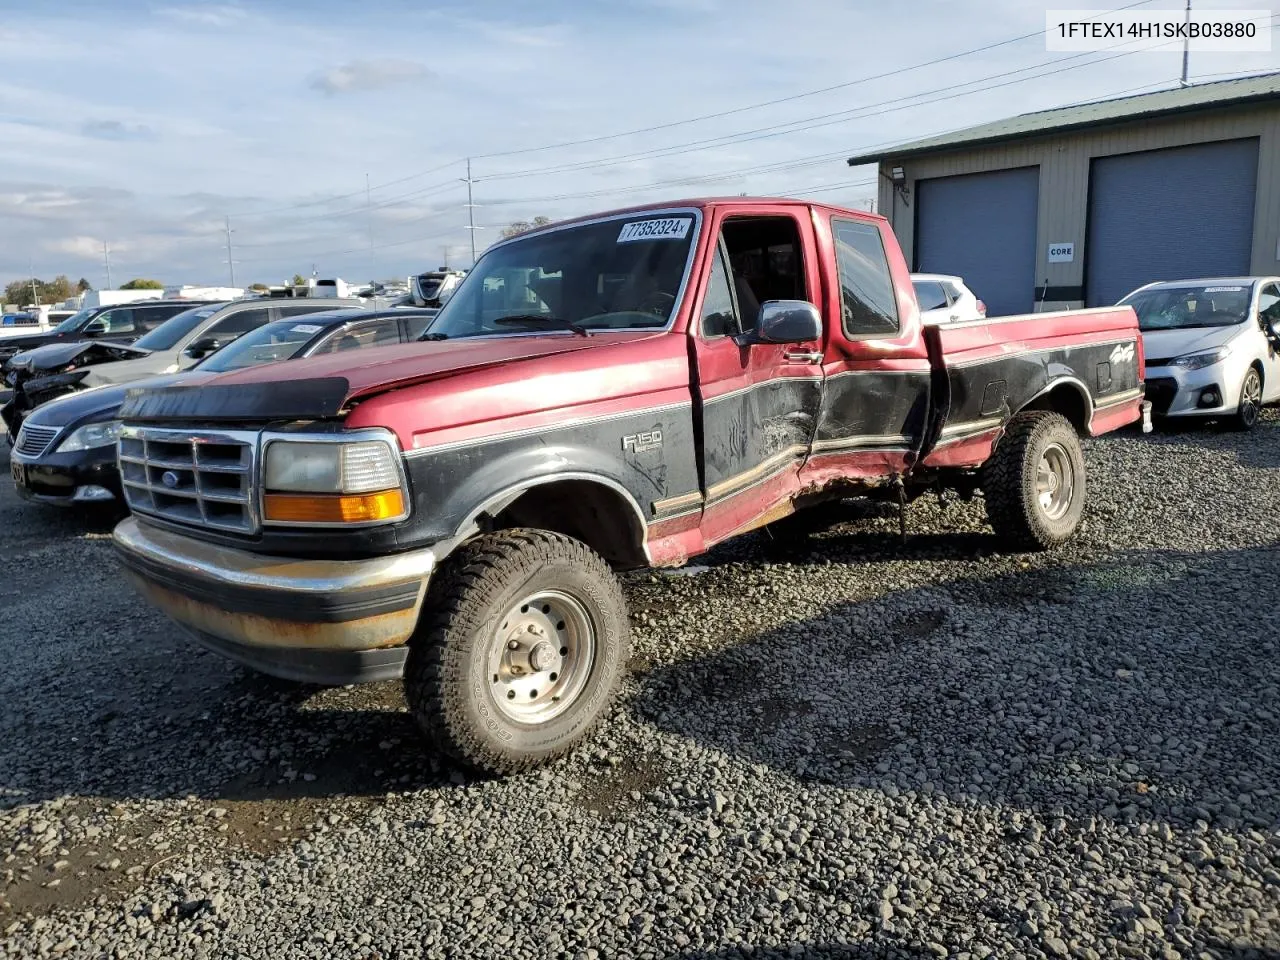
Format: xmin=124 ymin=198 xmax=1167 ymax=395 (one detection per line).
xmin=206 ymin=308 xmax=270 ymax=340
xmin=277 ymin=304 xmax=339 ymax=318
xmin=402 ymin=314 xmax=435 ymax=340
xmin=913 ymin=281 xmax=948 ymax=311
xmin=699 ymin=245 xmax=740 ymax=338
xmin=832 ymin=218 xmax=900 ymax=338
xmin=1258 ymin=283 xmax=1280 ymax=322
xmin=96 ymin=308 xmax=136 ymax=333
xmin=720 ymin=216 xmax=808 ymax=334
xmin=136 ymin=305 xmax=182 ymax=330
xmin=313 ymin=319 xmax=402 ymax=354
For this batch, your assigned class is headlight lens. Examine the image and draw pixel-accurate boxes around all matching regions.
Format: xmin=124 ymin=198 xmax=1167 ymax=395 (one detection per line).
xmin=262 ymin=437 xmax=407 ymax=525
xmin=263 ymin=439 xmax=401 ymax=493
xmin=55 ymin=420 xmax=123 ymax=453
xmin=1171 ymin=346 xmax=1231 ymax=370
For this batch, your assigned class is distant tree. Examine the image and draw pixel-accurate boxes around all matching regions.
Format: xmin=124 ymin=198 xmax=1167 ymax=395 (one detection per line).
xmin=501 ymin=216 xmax=552 ymax=239
xmin=249 ymin=282 xmax=269 ymax=292
xmin=76 ymin=277 xmax=93 ymax=293
xmin=120 ymin=278 xmax=164 ymax=290
xmin=290 ymin=273 xmax=307 ymax=286
xmin=3 ymin=275 xmax=75 ymax=305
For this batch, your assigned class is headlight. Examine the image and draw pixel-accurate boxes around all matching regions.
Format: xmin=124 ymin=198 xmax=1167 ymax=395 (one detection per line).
xmin=1171 ymin=346 xmax=1231 ymax=370
xmin=55 ymin=420 xmax=123 ymax=453
xmin=261 ymin=436 xmax=408 ymax=525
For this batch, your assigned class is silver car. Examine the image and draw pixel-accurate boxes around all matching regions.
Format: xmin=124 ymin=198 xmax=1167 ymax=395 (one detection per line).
xmin=1119 ymin=277 xmax=1280 ymax=431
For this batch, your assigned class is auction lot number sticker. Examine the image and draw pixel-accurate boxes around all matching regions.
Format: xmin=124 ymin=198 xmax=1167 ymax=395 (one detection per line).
xmin=617 ymin=218 xmax=693 ymax=243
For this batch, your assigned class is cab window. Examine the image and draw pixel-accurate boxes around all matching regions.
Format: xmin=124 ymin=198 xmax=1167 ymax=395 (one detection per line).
xmin=833 ymin=218 xmax=900 ymax=338
xmin=719 ymin=216 xmax=808 ymax=334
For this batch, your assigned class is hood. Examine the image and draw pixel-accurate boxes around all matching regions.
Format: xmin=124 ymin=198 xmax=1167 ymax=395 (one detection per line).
xmin=0 ymin=331 xmax=65 ymax=357
xmin=9 ymin=339 xmax=150 ymax=374
xmin=80 ymin=349 xmax=177 ymax=388
xmin=25 ymin=373 xmax=199 ymax=428
xmin=1141 ymin=323 xmax=1244 ymax=362
xmin=118 ymin=332 xmax=661 ymax=423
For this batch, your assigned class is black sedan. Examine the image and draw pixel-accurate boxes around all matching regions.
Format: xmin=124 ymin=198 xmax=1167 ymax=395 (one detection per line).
xmin=8 ymin=307 xmax=435 ymax=507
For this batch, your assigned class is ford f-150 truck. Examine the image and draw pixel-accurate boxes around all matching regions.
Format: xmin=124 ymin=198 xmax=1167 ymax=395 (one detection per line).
xmin=111 ymin=198 xmax=1148 ymax=774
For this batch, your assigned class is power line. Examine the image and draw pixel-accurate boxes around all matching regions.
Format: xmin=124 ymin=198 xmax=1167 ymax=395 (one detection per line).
xmin=470 ymin=0 xmax=1161 ymax=161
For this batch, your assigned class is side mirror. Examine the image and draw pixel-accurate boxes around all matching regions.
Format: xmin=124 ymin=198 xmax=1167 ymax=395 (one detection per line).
xmin=1268 ymin=317 xmax=1280 ymax=340
xmin=749 ymin=300 xmax=823 ymax=345
xmin=183 ymin=336 xmax=219 ymax=359
xmin=83 ymin=319 xmax=107 ymax=336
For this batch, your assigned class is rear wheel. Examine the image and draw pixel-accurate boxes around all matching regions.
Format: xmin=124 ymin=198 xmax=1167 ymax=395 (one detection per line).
xmin=1231 ymin=366 xmax=1263 ymax=432
xmin=982 ymin=411 xmax=1086 ymax=551
xmin=404 ymin=529 xmax=628 ymax=775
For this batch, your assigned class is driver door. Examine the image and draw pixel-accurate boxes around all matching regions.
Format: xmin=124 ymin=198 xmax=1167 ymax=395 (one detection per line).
xmin=691 ymin=207 xmax=824 ymax=547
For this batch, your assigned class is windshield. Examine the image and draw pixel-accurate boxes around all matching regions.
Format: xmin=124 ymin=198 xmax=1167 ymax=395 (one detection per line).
xmin=1120 ymin=283 xmax=1254 ymax=331
xmin=196 ymin=318 xmax=320 ymax=372
xmin=428 ymin=213 xmax=697 ymax=339
xmin=53 ymin=308 xmax=95 ymax=334
xmin=132 ymin=304 xmax=221 ymax=351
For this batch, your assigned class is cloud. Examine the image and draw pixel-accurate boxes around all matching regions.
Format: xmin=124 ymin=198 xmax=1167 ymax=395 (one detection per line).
xmin=153 ymin=4 xmax=248 ymax=28
xmin=309 ymin=59 xmax=432 ymax=96
xmin=44 ymin=235 xmax=109 ymax=258
xmin=80 ymin=119 xmax=157 ymax=142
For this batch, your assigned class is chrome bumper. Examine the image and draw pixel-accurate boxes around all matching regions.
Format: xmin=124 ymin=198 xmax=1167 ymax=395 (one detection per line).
xmin=112 ymin=517 xmax=435 ymax=684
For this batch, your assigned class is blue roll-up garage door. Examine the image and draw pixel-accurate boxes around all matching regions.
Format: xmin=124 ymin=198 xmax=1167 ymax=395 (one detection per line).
xmin=1085 ymin=138 xmax=1258 ymax=306
xmin=916 ymin=167 xmax=1039 ymax=316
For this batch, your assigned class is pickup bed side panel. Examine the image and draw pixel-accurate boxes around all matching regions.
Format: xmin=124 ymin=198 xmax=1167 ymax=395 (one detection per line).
xmin=923 ymin=306 xmax=1143 ymax=468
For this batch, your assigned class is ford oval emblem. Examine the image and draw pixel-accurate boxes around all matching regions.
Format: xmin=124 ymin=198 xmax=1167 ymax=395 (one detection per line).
xmin=161 ymin=470 xmax=180 ymax=489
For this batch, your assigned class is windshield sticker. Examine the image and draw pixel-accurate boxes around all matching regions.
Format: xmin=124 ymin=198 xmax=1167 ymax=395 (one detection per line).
xmin=1202 ymin=286 xmax=1244 ymax=293
xmin=617 ymin=217 xmax=693 ymax=243
xmin=290 ymin=323 xmax=322 ymax=333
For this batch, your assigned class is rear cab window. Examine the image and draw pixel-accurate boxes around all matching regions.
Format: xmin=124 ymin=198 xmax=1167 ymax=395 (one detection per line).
xmin=832 ymin=217 xmax=899 ymax=338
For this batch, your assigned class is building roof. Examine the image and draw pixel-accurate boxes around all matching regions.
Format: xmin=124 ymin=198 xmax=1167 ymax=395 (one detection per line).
xmin=846 ymin=71 xmax=1280 ymax=166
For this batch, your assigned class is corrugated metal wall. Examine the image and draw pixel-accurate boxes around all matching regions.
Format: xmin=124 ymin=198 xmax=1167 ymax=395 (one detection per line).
xmin=873 ymin=103 xmax=1280 ymax=311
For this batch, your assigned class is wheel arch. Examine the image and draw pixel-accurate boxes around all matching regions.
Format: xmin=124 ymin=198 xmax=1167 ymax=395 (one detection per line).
xmin=447 ymin=472 xmax=650 ymax=571
xmin=1017 ymin=377 xmax=1094 ymax=436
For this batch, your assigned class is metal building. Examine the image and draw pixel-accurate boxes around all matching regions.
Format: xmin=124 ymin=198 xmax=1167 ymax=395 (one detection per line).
xmin=848 ymin=73 xmax=1280 ymax=315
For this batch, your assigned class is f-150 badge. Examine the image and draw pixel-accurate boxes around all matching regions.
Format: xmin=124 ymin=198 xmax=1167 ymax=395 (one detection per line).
xmin=622 ymin=429 xmax=663 ymax=453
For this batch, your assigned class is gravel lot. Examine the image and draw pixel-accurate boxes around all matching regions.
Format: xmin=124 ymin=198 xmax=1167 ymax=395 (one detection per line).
xmin=1 ymin=416 xmax=1278 ymax=959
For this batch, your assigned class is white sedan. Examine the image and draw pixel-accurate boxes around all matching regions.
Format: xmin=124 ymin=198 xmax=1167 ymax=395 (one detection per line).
xmin=910 ymin=273 xmax=987 ymax=324
xmin=1118 ymin=277 xmax=1280 ymax=431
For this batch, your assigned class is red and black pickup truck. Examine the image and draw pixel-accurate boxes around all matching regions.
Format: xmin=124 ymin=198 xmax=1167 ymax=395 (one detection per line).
xmin=112 ymin=198 xmax=1148 ymax=774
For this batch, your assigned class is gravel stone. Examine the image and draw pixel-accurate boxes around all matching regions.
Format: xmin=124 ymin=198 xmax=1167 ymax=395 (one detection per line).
xmin=2 ymin=418 xmax=1279 ymax=958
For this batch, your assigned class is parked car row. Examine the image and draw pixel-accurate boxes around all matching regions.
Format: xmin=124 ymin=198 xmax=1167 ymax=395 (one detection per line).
xmin=8 ymin=305 xmax=438 ymax=506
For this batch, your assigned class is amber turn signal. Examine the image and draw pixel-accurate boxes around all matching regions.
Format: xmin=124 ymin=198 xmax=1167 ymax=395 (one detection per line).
xmin=263 ymin=489 xmax=406 ymax=524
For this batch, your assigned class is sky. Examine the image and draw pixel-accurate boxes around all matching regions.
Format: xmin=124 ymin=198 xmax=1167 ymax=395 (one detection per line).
xmin=0 ymin=0 xmax=1276 ymax=291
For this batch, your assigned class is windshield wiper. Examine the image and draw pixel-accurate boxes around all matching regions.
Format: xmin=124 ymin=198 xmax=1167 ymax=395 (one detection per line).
xmin=492 ymin=314 xmax=589 ymax=337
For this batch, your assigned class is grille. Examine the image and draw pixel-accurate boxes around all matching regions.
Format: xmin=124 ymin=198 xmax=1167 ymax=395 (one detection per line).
xmin=1144 ymin=377 xmax=1178 ymax=415
xmin=14 ymin=423 xmax=59 ymax=458
xmin=119 ymin=427 xmax=258 ymax=533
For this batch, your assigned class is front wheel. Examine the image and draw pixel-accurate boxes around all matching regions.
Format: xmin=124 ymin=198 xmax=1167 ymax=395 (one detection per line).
xmin=404 ymin=529 xmax=629 ymax=775
xmin=982 ymin=411 xmax=1086 ymax=551
xmin=1231 ymin=366 xmax=1263 ymax=432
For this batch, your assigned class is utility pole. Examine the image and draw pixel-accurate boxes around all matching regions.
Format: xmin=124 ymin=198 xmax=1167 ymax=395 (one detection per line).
xmin=102 ymin=242 xmax=112 ymax=290
xmin=29 ymin=257 xmax=38 ymax=306
xmin=464 ymin=158 xmax=478 ymax=265
xmin=366 ymin=172 xmax=376 ymax=280
xmin=1180 ymin=0 xmax=1192 ymax=87
xmin=441 ymin=245 xmax=451 ymax=269
xmin=223 ymin=216 xmax=237 ymax=287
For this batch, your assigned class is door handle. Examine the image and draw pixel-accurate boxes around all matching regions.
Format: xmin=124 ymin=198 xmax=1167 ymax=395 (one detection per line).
xmin=783 ymin=349 xmax=823 ymax=364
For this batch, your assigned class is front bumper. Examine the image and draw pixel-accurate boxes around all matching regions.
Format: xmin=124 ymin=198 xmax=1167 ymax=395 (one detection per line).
xmin=112 ymin=517 xmax=436 ymax=685
xmin=1144 ymin=364 xmax=1234 ymax=417
xmin=11 ymin=444 xmax=121 ymax=506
